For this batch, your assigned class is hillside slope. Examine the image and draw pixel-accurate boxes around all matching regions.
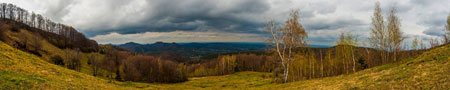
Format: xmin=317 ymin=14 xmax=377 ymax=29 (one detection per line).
xmin=1 ymin=40 xmax=449 ymax=89
xmin=144 ymin=44 xmax=450 ymax=89
xmin=0 ymin=41 xmax=146 ymax=89
xmin=259 ymin=44 xmax=449 ymax=89
xmin=0 ymin=22 xmax=107 ymax=78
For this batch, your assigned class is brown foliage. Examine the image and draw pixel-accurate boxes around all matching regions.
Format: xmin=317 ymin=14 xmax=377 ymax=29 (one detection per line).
xmin=89 ymin=54 xmax=103 ymax=76
xmin=122 ymin=54 xmax=187 ymax=83
xmin=100 ymin=46 xmax=187 ymax=83
xmin=64 ymin=49 xmax=83 ymax=72
xmin=0 ymin=24 xmax=6 ymax=42
xmin=51 ymin=55 xmax=64 ymax=66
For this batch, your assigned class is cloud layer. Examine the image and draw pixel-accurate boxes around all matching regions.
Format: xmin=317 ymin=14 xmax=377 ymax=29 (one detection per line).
xmin=2 ymin=0 xmax=450 ymax=45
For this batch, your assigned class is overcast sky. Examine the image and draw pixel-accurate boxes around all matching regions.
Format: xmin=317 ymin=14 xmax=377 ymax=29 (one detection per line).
xmin=2 ymin=0 xmax=450 ymax=46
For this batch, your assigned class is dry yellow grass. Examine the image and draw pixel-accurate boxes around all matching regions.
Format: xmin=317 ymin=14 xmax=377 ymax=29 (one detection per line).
xmin=254 ymin=44 xmax=450 ymax=90
xmin=1 ymin=40 xmax=449 ymax=89
xmin=0 ymin=41 xmax=147 ymax=89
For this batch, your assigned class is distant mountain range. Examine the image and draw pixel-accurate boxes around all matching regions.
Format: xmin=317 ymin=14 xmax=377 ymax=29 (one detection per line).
xmin=117 ymin=42 xmax=331 ymax=61
xmin=118 ymin=42 xmax=268 ymax=57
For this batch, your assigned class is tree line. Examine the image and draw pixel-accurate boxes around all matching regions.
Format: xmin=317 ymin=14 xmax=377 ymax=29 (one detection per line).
xmin=0 ymin=3 xmax=98 ymax=52
xmin=164 ymin=2 xmax=450 ymax=83
xmin=103 ymin=46 xmax=187 ymax=83
xmin=187 ymin=54 xmax=278 ymax=77
xmin=50 ymin=45 xmax=188 ymax=83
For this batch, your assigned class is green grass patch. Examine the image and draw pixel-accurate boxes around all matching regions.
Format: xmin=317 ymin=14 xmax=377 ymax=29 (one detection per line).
xmin=119 ymin=82 xmax=136 ymax=87
xmin=0 ymin=70 xmax=47 ymax=89
xmin=377 ymin=63 xmax=395 ymax=71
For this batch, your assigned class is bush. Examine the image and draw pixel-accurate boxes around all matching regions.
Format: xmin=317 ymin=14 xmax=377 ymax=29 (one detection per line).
xmin=64 ymin=49 xmax=83 ymax=72
xmin=0 ymin=28 xmax=5 ymax=42
xmin=10 ymin=25 xmax=20 ymax=32
xmin=51 ymin=55 xmax=64 ymax=66
xmin=0 ymin=24 xmax=7 ymax=42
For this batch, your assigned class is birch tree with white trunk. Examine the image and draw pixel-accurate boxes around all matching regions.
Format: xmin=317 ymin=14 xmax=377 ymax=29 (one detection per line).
xmin=266 ymin=10 xmax=307 ymax=83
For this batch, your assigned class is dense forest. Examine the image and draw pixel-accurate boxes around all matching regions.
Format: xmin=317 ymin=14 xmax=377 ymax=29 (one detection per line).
xmin=1 ymin=1 xmax=450 ymax=84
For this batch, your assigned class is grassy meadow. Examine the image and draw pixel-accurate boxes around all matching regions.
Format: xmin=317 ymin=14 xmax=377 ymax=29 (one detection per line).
xmin=1 ymin=40 xmax=449 ymax=89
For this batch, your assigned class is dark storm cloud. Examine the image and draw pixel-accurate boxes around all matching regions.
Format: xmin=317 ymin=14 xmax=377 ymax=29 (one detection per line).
xmin=304 ymin=18 xmax=364 ymax=31
xmin=4 ymin=0 xmax=450 ymax=45
xmin=423 ymin=27 xmax=445 ymax=36
xmin=77 ymin=0 xmax=271 ymax=36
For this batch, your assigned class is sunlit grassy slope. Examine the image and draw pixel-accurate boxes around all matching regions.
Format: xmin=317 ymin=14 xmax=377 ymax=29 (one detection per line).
xmin=5 ymin=29 xmax=104 ymax=76
xmin=0 ymin=41 xmax=146 ymax=89
xmin=1 ymin=40 xmax=449 ymax=89
xmin=143 ymin=44 xmax=450 ymax=90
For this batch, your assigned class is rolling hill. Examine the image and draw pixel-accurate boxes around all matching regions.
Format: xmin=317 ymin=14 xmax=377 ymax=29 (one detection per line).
xmin=117 ymin=42 xmax=332 ymax=62
xmin=0 ymin=41 xmax=141 ymax=89
xmin=0 ymin=18 xmax=446 ymax=89
xmin=1 ymin=41 xmax=448 ymax=89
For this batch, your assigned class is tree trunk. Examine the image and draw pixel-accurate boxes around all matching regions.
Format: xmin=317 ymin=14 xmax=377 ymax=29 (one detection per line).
xmin=352 ymin=48 xmax=356 ymax=72
xmin=320 ymin=50 xmax=323 ymax=78
xmin=283 ymin=62 xmax=288 ymax=83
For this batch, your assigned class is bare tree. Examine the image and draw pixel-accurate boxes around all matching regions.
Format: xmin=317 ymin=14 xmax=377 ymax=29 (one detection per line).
xmin=65 ymin=49 xmax=83 ymax=72
xmin=429 ymin=38 xmax=440 ymax=48
xmin=30 ymin=12 xmax=36 ymax=27
xmin=337 ymin=32 xmax=358 ymax=73
xmin=420 ymin=39 xmax=426 ymax=50
xmin=89 ymin=54 xmax=102 ymax=76
xmin=412 ymin=37 xmax=419 ymax=50
xmin=0 ymin=3 xmax=6 ymax=18
xmin=444 ymin=13 xmax=450 ymax=44
xmin=369 ymin=2 xmax=387 ymax=64
xmin=16 ymin=8 xmax=23 ymax=22
xmin=319 ymin=50 xmax=323 ymax=78
xmin=347 ymin=34 xmax=358 ymax=72
xmin=369 ymin=2 xmax=404 ymax=63
xmin=23 ymin=10 xmax=28 ymax=24
xmin=266 ymin=10 xmax=307 ymax=83
xmin=386 ymin=6 xmax=404 ymax=62
xmin=36 ymin=14 xmax=44 ymax=29
xmin=7 ymin=4 xmax=15 ymax=20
